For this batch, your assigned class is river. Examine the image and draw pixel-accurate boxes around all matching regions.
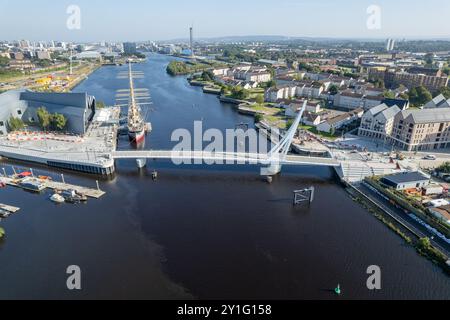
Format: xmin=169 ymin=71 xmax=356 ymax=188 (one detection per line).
xmin=0 ymin=53 xmax=448 ymax=299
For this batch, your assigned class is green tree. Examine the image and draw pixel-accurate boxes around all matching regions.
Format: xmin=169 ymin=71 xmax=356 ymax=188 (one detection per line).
xmin=409 ymin=86 xmax=432 ymax=107
xmin=51 ymin=113 xmax=67 ymax=131
xmin=254 ymin=114 xmax=263 ymax=123
xmin=96 ymin=101 xmax=106 ymax=109
xmin=265 ymin=79 xmax=277 ymax=88
xmin=0 ymin=56 xmax=9 ymax=67
xmin=374 ymin=79 xmax=385 ymax=89
xmin=437 ymin=86 xmax=450 ymax=99
xmin=329 ymin=85 xmax=339 ymax=95
xmin=437 ymin=162 xmax=450 ymax=173
xmin=424 ymin=53 xmax=434 ymax=67
xmin=384 ymin=90 xmax=396 ymax=99
xmin=0 ymin=227 xmax=4 ymax=239
xmin=201 ymin=70 xmax=214 ymax=82
xmin=255 ymin=94 xmax=264 ymax=105
xmin=417 ymin=237 xmax=432 ymax=250
xmin=221 ymin=85 xmax=232 ymax=95
xmin=231 ymin=86 xmax=249 ymax=100
xmin=37 ymin=107 xmax=51 ymax=129
xmin=442 ymin=65 xmax=450 ymax=76
xmin=8 ymin=117 xmax=25 ymax=131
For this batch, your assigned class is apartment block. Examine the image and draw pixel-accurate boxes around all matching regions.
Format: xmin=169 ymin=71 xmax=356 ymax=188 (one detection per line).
xmin=390 ymin=108 xmax=450 ymax=151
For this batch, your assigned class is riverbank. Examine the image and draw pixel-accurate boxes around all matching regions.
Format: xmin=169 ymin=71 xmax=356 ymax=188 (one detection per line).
xmin=0 ymin=61 xmax=101 ymax=93
xmin=344 ymin=180 xmax=450 ymax=275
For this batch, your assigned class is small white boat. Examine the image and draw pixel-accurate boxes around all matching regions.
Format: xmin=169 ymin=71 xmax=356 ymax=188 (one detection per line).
xmin=50 ymin=194 xmax=65 ymax=204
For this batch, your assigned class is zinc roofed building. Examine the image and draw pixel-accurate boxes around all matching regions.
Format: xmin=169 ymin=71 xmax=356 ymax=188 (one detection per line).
xmin=0 ymin=89 xmax=96 ymax=135
xmin=390 ymin=107 xmax=450 ymax=151
xmin=358 ymin=103 xmax=401 ymax=140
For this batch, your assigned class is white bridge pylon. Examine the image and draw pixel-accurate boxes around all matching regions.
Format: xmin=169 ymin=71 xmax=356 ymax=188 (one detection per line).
xmin=261 ymin=100 xmax=307 ymax=176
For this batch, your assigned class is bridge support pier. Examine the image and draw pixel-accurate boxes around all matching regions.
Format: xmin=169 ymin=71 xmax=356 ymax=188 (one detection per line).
xmin=136 ymin=158 xmax=147 ymax=169
xmin=260 ymin=163 xmax=282 ymax=176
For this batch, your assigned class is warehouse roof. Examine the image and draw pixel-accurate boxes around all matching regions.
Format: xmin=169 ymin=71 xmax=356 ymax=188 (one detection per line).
xmin=382 ymin=172 xmax=429 ymax=185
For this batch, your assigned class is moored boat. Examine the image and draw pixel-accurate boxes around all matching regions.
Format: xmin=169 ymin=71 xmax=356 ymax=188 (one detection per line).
xmin=61 ymin=189 xmax=88 ymax=203
xmin=19 ymin=179 xmax=46 ymax=193
xmin=50 ymin=193 xmax=65 ymax=204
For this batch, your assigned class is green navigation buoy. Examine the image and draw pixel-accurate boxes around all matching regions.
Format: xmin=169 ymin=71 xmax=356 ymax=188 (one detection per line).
xmin=335 ymin=284 xmax=342 ymax=296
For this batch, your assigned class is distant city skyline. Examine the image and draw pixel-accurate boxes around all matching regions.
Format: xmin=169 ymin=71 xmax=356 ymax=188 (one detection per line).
xmin=0 ymin=0 xmax=449 ymax=42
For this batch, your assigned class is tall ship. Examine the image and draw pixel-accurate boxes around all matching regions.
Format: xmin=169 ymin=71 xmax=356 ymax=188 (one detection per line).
xmin=116 ymin=61 xmax=152 ymax=145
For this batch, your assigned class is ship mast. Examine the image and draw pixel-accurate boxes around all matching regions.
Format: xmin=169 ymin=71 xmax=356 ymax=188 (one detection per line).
xmin=128 ymin=61 xmax=138 ymax=119
xmin=115 ymin=61 xmax=152 ymax=136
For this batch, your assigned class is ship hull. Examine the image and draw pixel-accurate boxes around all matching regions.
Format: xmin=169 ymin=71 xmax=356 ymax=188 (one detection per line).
xmin=128 ymin=129 xmax=145 ymax=144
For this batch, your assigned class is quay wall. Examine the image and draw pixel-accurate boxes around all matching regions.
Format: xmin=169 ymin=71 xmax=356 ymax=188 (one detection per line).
xmin=0 ymin=149 xmax=115 ymax=176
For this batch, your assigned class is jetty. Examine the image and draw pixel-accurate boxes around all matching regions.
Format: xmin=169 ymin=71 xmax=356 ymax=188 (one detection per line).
xmin=0 ymin=174 xmax=105 ymax=199
xmin=0 ymin=203 xmax=20 ymax=214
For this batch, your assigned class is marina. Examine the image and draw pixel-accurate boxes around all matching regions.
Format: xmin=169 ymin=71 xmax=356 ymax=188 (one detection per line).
xmin=0 ymin=171 xmax=105 ymax=199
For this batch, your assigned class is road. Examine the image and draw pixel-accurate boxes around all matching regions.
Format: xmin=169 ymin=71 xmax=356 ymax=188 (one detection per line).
xmin=354 ymin=182 xmax=450 ymax=258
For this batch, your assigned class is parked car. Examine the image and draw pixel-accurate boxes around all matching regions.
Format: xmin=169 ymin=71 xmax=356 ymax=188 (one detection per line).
xmin=424 ymin=155 xmax=437 ymax=160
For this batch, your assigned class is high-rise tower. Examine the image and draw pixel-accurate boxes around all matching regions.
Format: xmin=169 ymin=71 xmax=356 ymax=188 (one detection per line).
xmin=189 ymin=26 xmax=194 ymax=58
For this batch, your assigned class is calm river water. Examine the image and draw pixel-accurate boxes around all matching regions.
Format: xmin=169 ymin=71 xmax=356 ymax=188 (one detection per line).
xmin=0 ymin=54 xmax=448 ymax=299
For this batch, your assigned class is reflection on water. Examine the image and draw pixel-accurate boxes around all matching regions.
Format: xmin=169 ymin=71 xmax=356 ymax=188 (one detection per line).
xmin=0 ymin=54 xmax=448 ymax=300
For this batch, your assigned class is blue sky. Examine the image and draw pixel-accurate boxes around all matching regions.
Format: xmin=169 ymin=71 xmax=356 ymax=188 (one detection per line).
xmin=0 ymin=0 xmax=449 ymax=41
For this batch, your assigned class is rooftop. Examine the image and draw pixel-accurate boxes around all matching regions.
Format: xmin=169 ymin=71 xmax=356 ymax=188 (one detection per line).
xmin=399 ymin=108 xmax=450 ymax=124
xmin=382 ymin=171 xmax=429 ymax=185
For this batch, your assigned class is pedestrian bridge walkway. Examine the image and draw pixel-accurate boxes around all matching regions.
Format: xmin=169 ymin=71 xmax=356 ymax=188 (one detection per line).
xmin=111 ymin=150 xmax=341 ymax=167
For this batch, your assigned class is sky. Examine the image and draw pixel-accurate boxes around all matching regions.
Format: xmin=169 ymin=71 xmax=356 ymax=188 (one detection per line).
xmin=0 ymin=0 xmax=449 ymax=42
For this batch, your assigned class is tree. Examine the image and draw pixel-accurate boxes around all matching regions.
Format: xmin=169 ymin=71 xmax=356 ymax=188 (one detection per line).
xmin=201 ymin=70 xmax=214 ymax=82
xmin=0 ymin=227 xmax=4 ymax=239
xmin=409 ymin=86 xmax=432 ymax=107
xmin=329 ymin=85 xmax=339 ymax=95
xmin=437 ymin=86 xmax=450 ymax=99
xmin=96 ymin=101 xmax=106 ymax=109
xmin=417 ymin=237 xmax=432 ymax=250
xmin=384 ymin=90 xmax=396 ymax=99
xmin=8 ymin=117 xmax=25 ymax=131
xmin=167 ymin=61 xmax=189 ymax=75
xmin=37 ymin=107 xmax=51 ymax=129
xmin=374 ymin=79 xmax=385 ymax=89
xmin=424 ymin=53 xmax=434 ymax=67
xmin=443 ymin=66 xmax=450 ymax=76
xmin=265 ymin=79 xmax=277 ymax=88
xmin=51 ymin=113 xmax=67 ymax=131
xmin=231 ymin=86 xmax=249 ymax=100
xmin=254 ymin=114 xmax=263 ymax=123
xmin=437 ymin=162 xmax=450 ymax=174
xmin=0 ymin=56 xmax=9 ymax=67
xmin=255 ymin=94 xmax=264 ymax=105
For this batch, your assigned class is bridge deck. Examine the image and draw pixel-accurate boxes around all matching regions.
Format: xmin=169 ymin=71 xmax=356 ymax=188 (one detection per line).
xmin=111 ymin=150 xmax=340 ymax=167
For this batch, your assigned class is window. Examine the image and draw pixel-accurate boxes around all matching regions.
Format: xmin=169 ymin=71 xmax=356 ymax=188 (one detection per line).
xmin=0 ymin=121 xmax=4 ymax=127
xmin=17 ymin=109 xmax=22 ymax=115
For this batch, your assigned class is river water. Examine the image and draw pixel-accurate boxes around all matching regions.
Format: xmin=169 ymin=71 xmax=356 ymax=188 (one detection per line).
xmin=0 ymin=54 xmax=448 ymax=299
